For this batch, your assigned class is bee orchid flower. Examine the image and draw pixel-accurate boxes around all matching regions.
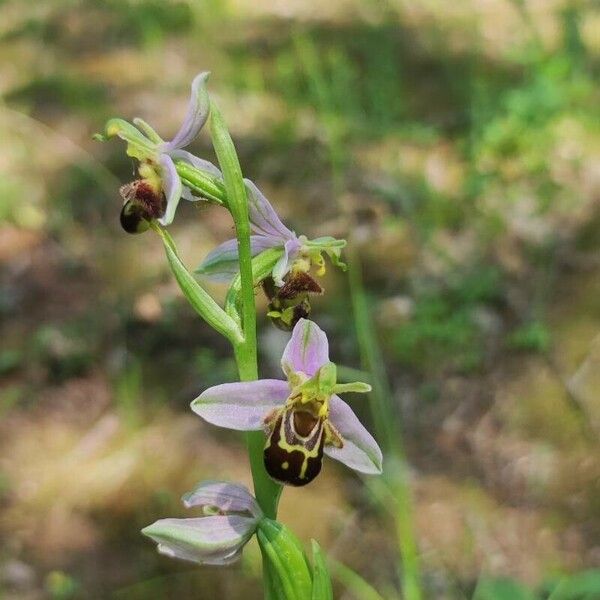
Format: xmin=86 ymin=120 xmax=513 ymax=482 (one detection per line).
xmin=191 ymin=319 xmax=383 ymax=486
xmin=198 ymin=180 xmax=346 ymax=286
xmin=142 ymin=481 xmax=262 ymax=565
xmin=197 ymin=181 xmax=347 ymax=328
xmin=100 ymin=72 xmax=222 ymax=228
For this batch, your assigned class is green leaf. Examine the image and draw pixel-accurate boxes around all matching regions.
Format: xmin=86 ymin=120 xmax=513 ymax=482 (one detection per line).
xmin=328 ymin=558 xmax=385 ymax=600
xmin=545 ymin=569 xmax=600 ymax=600
xmin=258 ymin=528 xmax=297 ymax=600
xmin=152 ymin=224 xmax=242 ymax=345
xmin=262 ymin=556 xmax=286 ymax=600
xmin=473 ymin=577 xmax=536 ymax=600
xmin=311 ymin=541 xmax=333 ymax=600
xmin=257 ymin=519 xmax=313 ymax=600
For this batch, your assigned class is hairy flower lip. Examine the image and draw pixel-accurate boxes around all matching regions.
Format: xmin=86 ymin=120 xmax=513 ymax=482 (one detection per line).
xmin=191 ymin=319 xmax=383 ymax=477
xmin=118 ymin=179 xmax=167 ymax=234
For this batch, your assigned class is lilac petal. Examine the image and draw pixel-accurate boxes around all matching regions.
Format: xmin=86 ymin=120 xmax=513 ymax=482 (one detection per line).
xmin=181 ymin=186 xmax=199 ymax=201
xmin=272 ymin=237 xmax=302 ymax=287
xmin=245 ymin=179 xmax=294 ymax=240
xmin=201 ymin=547 xmax=243 ymax=566
xmin=157 ymin=154 xmax=183 ymax=226
xmin=191 ymin=379 xmax=288 ymax=431
xmin=197 ymin=238 xmax=238 ymax=281
xmin=281 ymin=318 xmax=330 ymax=378
xmin=325 ymin=395 xmax=383 ymax=474
xmin=168 ymin=148 xmax=222 ymax=179
xmin=183 ymin=481 xmax=262 ymax=518
xmin=271 ymin=242 xmax=291 ymax=288
xmin=164 ymin=72 xmax=211 ymax=150
xmin=142 ymin=515 xmax=255 ymax=565
xmin=196 ymin=235 xmax=281 ymax=282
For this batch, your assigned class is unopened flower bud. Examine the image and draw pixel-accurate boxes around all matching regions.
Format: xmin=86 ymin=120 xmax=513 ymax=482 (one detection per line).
xmin=142 ymin=481 xmax=262 ymax=565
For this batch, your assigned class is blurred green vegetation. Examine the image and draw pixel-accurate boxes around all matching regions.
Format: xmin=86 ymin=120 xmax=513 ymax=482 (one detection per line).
xmin=1 ymin=0 xmax=599 ymax=598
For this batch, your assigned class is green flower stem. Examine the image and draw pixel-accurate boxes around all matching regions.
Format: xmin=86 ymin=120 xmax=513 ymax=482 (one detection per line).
xmin=209 ymin=102 xmax=256 ymax=358
xmin=174 ymin=160 xmax=227 ymax=205
xmin=209 ymin=101 xmax=282 ymax=520
xmin=224 ymin=248 xmax=282 ymax=323
xmin=328 ymin=558 xmax=386 ymax=600
xmin=345 ymin=176 xmax=422 ymax=600
xmin=293 ymin=31 xmax=423 ymax=600
xmin=347 ymin=249 xmax=398 ymax=454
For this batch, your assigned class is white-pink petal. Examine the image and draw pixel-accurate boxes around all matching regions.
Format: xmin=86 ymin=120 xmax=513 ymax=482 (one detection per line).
xmin=143 ymin=515 xmax=255 ymax=565
xmin=281 ymin=318 xmax=330 ymax=378
xmin=197 ymin=235 xmax=282 ymax=282
xmin=245 ymin=179 xmax=295 ymax=240
xmin=191 ymin=379 xmax=289 ymax=431
xmin=271 ymin=237 xmax=302 ymax=287
xmin=165 ymin=72 xmax=211 ymax=151
xmin=325 ymin=395 xmax=383 ymax=474
xmin=182 ymin=481 xmax=262 ymax=518
xmin=157 ymin=154 xmax=183 ymax=226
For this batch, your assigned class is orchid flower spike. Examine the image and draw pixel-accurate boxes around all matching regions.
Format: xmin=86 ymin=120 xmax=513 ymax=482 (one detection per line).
xmin=99 ymin=72 xmax=222 ymax=229
xmin=192 ymin=319 xmax=382 ymax=486
xmin=197 ymin=181 xmax=346 ymax=328
xmin=142 ymin=481 xmax=262 ymax=565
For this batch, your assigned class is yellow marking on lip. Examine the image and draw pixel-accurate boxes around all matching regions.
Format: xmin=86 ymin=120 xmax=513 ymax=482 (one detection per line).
xmin=276 ymin=409 xmax=324 ymax=480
